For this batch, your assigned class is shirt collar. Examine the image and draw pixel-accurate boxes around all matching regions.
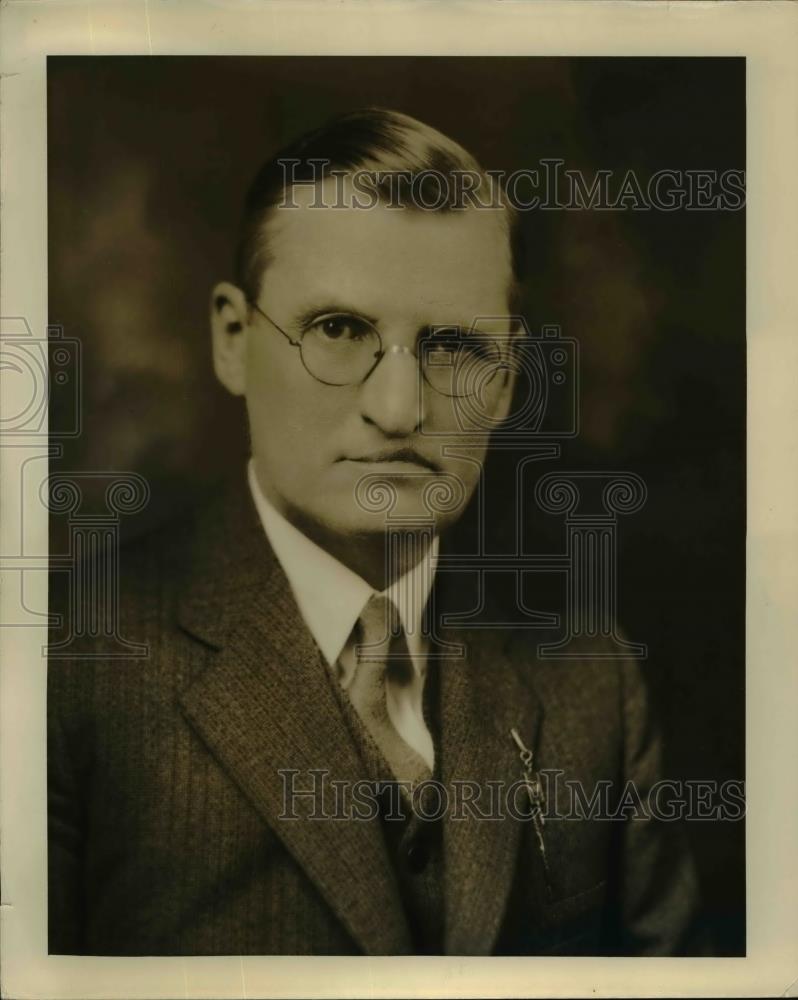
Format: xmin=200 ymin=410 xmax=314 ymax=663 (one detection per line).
xmin=247 ymin=459 xmax=439 ymax=668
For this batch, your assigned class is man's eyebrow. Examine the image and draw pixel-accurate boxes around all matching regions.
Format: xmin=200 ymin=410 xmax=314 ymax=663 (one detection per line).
xmin=292 ymin=301 xmax=379 ymax=328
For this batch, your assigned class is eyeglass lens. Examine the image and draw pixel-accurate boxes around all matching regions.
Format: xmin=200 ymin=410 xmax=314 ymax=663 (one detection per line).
xmin=300 ymin=317 xmax=503 ymax=397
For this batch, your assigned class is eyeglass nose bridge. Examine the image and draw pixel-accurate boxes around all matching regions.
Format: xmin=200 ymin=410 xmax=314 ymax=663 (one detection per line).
xmin=385 ymin=343 xmax=416 ymax=359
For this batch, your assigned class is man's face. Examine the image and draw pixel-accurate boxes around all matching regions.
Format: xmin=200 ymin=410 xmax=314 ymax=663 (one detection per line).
xmin=215 ymin=184 xmax=517 ymax=542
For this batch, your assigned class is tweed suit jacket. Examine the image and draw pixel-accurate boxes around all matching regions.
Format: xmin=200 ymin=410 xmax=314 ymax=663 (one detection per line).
xmin=48 ymin=477 xmax=700 ymax=956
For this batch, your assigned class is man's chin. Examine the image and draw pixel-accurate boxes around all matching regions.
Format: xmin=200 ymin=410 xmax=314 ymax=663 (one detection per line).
xmin=347 ymin=476 xmax=465 ymax=529
xmin=342 ymin=467 xmax=465 ymax=523
xmin=299 ymin=490 xmax=464 ymax=540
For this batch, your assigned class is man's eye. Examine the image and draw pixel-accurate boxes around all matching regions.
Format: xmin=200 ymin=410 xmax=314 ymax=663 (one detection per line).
xmin=429 ymin=327 xmax=494 ymax=356
xmin=427 ymin=326 xmax=467 ymax=351
xmin=426 ymin=326 xmax=500 ymax=365
xmin=311 ymin=315 xmax=371 ymax=342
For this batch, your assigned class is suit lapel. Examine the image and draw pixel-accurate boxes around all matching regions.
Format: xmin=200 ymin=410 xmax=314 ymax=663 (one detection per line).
xmin=436 ymin=598 xmax=544 ymax=954
xmin=175 ymin=481 xmax=413 ymax=955
xmin=173 ymin=482 xmax=546 ymax=955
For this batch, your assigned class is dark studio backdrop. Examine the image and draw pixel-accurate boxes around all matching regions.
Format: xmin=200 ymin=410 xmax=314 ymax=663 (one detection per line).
xmin=47 ymin=56 xmax=745 ymax=954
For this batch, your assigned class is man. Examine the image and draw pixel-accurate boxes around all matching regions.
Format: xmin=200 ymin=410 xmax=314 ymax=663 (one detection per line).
xmin=48 ymin=108 xmax=699 ymax=956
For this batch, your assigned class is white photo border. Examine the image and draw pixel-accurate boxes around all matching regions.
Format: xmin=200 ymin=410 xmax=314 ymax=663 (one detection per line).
xmin=2 ymin=1 xmax=797 ymax=997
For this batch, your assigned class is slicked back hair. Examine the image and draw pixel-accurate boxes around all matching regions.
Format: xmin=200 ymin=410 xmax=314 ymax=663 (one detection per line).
xmin=234 ymin=108 xmax=524 ymax=312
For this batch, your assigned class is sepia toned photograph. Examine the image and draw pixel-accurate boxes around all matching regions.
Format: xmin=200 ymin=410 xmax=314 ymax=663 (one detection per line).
xmin=41 ymin=55 xmax=746 ymax=960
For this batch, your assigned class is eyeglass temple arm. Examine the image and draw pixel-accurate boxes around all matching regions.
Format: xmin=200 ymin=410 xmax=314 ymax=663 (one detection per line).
xmin=247 ymin=299 xmax=301 ymax=347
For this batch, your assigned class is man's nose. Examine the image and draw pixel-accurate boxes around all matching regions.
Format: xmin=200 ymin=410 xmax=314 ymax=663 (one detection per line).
xmin=359 ymin=345 xmax=424 ymax=437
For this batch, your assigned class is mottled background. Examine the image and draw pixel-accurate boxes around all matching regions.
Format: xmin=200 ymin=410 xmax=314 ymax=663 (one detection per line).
xmin=48 ymin=56 xmax=745 ymax=953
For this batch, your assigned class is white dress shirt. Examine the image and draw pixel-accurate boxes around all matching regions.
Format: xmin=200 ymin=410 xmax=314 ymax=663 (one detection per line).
xmin=247 ymin=460 xmax=437 ymax=770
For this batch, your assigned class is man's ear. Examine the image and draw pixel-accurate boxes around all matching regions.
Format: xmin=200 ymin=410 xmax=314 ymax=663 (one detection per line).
xmin=210 ymin=281 xmax=250 ymax=397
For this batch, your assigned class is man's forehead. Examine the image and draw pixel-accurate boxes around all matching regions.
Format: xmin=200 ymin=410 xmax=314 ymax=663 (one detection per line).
xmin=261 ymin=181 xmax=514 ymax=313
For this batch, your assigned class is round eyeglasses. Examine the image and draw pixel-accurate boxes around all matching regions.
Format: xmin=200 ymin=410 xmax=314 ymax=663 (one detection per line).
xmin=247 ymin=300 xmax=506 ymax=399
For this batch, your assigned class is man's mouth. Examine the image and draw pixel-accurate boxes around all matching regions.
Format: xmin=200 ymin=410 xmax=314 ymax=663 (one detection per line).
xmin=343 ymin=448 xmax=439 ymax=472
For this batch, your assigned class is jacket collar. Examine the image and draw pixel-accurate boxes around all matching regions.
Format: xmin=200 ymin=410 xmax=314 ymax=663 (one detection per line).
xmin=246 ymin=459 xmax=439 ymax=670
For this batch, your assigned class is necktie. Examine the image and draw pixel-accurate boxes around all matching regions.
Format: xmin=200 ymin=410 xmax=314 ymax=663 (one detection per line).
xmin=344 ymin=593 xmax=433 ymax=789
